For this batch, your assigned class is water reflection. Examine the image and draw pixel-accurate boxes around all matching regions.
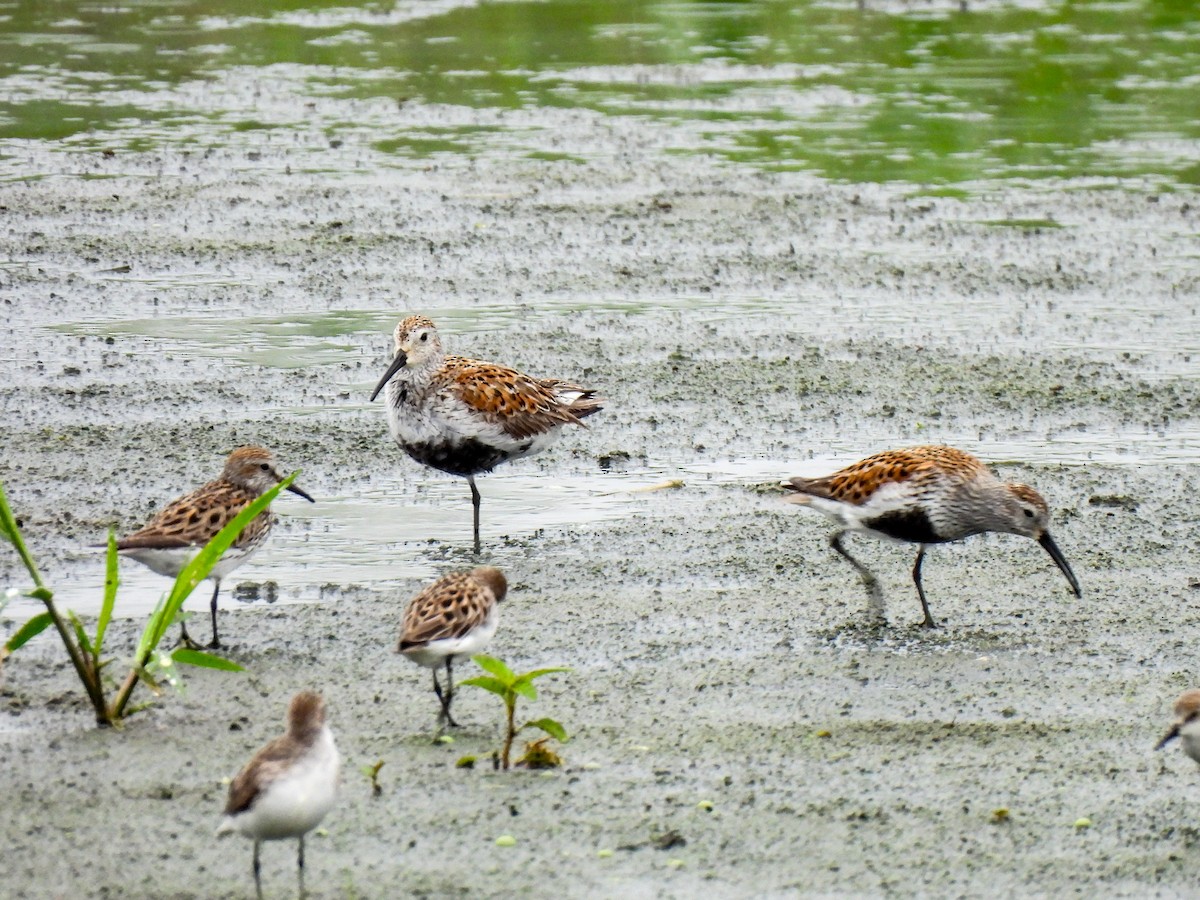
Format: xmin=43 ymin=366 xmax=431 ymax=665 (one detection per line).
xmin=0 ymin=0 xmax=1196 ymax=186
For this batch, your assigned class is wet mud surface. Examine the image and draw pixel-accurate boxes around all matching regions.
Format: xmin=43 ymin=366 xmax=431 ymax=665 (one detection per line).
xmin=3 ymin=42 xmax=1200 ymax=899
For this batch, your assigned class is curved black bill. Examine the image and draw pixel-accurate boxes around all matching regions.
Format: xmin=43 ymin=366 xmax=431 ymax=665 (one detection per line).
xmin=1156 ymin=724 xmax=1180 ymax=751
xmin=369 ymin=350 xmax=407 ymax=402
xmin=286 ymin=483 xmax=316 ymax=503
xmin=1038 ymin=533 xmax=1082 ymax=597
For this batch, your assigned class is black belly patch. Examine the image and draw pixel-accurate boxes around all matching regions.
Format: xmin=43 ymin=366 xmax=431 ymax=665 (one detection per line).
xmin=404 ymin=439 xmax=512 ymax=477
xmin=865 ymin=508 xmax=943 ymax=544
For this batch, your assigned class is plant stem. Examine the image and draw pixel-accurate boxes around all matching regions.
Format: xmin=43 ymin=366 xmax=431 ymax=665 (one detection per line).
xmin=110 ymin=639 xmax=162 ymax=720
xmin=42 ymin=590 xmax=110 ymax=726
xmin=502 ymin=695 xmax=516 ymax=771
xmin=109 ymin=666 xmax=141 ymax=721
xmin=0 ymin=484 xmax=109 ymax=725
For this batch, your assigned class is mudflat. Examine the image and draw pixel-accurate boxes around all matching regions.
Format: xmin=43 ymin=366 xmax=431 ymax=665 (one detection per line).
xmin=2 ymin=85 xmax=1200 ymax=897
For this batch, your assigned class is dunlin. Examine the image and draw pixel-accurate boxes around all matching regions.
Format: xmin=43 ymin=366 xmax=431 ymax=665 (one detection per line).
xmin=782 ymin=445 xmax=1082 ymax=628
xmin=217 ymin=691 xmax=340 ymax=900
xmin=398 ymin=566 xmax=507 ymax=729
xmin=1156 ymin=689 xmax=1200 ymax=763
xmin=116 ymin=446 xmax=314 ymax=649
xmin=369 ymin=315 xmax=603 ymax=553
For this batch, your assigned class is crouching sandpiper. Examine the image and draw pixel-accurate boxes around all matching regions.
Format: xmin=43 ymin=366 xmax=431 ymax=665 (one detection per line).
xmin=782 ymin=445 xmax=1081 ymax=628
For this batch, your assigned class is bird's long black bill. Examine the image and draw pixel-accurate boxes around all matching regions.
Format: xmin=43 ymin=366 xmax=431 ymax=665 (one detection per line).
xmin=286 ymin=483 xmax=316 ymax=503
xmin=369 ymin=350 xmax=407 ymax=402
xmin=1156 ymin=725 xmax=1180 ymax=751
xmin=1038 ymin=533 xmax=1082 ymax=597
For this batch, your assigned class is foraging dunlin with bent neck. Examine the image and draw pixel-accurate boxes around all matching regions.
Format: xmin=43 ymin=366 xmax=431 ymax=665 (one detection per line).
xmin=369 ymin=315 xmax=603 ymax=554
xmin=782 ymin=445 xmax=1081 ymax=628
xmin=398 ymin=566 xmax=507 ymax=729
xmin=115 ymin=446 xmax=314 ymax=648
xmin=217 ymin=691 xmax=340 ymax=900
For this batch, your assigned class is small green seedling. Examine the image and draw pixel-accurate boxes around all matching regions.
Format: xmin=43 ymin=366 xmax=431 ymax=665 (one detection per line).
xmin=461 ymin=654 xmax=569 ymax=771
xmin=359 ymin=759 xmax=385 ymax=797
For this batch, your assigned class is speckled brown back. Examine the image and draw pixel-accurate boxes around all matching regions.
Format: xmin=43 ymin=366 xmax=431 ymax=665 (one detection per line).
xmin=117 ymin=480 xmax=272 ymax=550
xmin=398 ymin=568 xmax=503 ymax=650
xmin=787 ymin=445 xmax=987 ymax=507
xmin=440 ymin=357 xmax=602 ymax=440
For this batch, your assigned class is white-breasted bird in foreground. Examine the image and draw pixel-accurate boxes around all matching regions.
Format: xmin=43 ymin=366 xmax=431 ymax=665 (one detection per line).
xmin=216 ymin=691 xmax=340 ymax=900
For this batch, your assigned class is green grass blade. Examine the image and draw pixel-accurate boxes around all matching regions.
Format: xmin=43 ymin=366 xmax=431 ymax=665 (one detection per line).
xmin=67 ymin=610 xmax=93 ymax=657
xmin=144 ymin=472 xmax=297 ymax=652
xmin=524 ymin=717 xmax=568 ymax=742
xmin=94 ymin=529 xmax=118 ymax=656
xmin=4 ymin=611 xmax=54 ymax=653
xmin=0 ymin=483 xmax=17 ymax=546
xmin=135 ymin=593 xmax=170 ymax=661
xmin=460 ymin=675 xmax=508 ymax=697
xmin=471 ymin=654 xmax=515 ymax=682
xmin=0 ymin=481 xmax=47 ymax=589
xmin=171 ymin=648 xmax=244 ymax=672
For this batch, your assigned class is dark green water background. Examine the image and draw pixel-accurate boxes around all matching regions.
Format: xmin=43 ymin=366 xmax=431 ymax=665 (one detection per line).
xmin=1 ymin=0 xmax=1196 ymax=188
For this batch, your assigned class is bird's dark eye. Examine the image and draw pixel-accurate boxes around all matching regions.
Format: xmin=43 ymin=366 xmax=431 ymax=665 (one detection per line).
xmin=1023 ymin=508 xmax=1035 ymax=518
xmin=259 ymin=463 xmax=270 ymax=471
xmin=420 ymin=332 xmax=428 ymax=342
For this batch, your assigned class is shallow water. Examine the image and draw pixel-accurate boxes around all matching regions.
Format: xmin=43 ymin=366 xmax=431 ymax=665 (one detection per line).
xmin=1 ymin=0 xmax=1198 ymax=188
xmin=49 ymin=280 xmax=1200 ymax=377
xmin=25 ymin=415 xmax=1196 ymax=620
xmin=45 ymin=468 xmax=647 ymax=616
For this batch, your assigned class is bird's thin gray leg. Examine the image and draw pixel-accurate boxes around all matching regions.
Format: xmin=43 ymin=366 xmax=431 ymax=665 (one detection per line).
xmin=253 ymin=840 xmax=263 ymax=900
xmin=432 ymin=669 xmax=446 ymax=721
xmin=911 ymin=546 xmax=937 ymax=628
xmin=432 ymin=666 xmax=459 ymax=729
xmin=297 ymin=834 xmax=306 ymax=899
xmin=468 ymin=475 xmax=482 ymax=555
xmin=206 ymin=579 xmax=223 ymax=650
xmin=830 ymin=531 xmax=885 ymax=621
xmin=444 ymin=658 xmax=459 ymax=728
xmin=177 ymin=618 xmax=198 ymax=650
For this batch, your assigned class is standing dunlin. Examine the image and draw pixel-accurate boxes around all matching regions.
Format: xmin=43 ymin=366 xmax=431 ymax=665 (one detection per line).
xmin=398 ymin=566 xmax=507 ymax=729
xmin=217 ymin=691 xmax=340 ymax=900
xmin=369 ymin=315 xmax=603 ymax=554
xmin=781 ymin=445 xmax=1081 ymax=628
xmin=1156 ymin=689 xmax=1200 ymax=763
xmin=116 ymin=446 xmax=314 ymax=649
